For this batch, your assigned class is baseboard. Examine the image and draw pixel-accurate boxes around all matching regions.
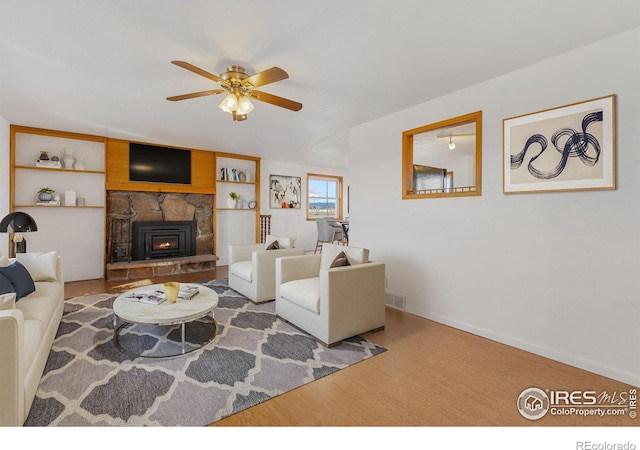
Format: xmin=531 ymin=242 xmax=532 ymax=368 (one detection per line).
xmin=413 ymin=309 xmax=640 ymax=388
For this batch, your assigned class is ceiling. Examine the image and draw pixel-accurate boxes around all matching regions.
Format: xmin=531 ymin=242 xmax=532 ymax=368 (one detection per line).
xmin=1 ymin=1 xmax=639 ymax=170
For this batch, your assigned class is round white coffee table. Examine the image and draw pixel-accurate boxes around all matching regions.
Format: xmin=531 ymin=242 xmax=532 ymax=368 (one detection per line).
xmin=112 ymin=283 xmax=218 ymax=358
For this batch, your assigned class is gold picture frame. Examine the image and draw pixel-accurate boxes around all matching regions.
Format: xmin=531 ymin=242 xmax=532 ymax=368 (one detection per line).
xmin=503 ymin=95 xmax=616 ymax=194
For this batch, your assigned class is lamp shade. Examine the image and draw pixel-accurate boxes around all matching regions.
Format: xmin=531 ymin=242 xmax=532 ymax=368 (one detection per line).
xmin=236 ymin=94 xmax=254 ymax=115
xmin=0 ymin=212 xmax=38 ymax=233
xmin=218 ymin=92 xmax=238 ymax=113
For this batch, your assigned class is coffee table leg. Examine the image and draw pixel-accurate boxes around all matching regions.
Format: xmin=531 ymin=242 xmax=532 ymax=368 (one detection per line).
xmin=181 ymin=322 xmax=186 ymax=354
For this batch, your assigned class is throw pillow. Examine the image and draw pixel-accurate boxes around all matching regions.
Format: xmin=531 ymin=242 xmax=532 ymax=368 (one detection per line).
xmin=265 ymin=235 xmax=294 ymax=249
xmin=0 ymin=292 xmax=16 ymax=310
xmin=0 ymin=261 xmax=36 ymax=301
xmin=265 ymin=240 xmax=280 ymax=250
xmin=330 ymin=251 xmax=351 ymax=268
xmin=0 ymin=252 xmax=9 ymax=267
xmin=0 ymin=273 xmax=15 ymax=296
xmin=16 ymin=251 xmax=58 ymax=281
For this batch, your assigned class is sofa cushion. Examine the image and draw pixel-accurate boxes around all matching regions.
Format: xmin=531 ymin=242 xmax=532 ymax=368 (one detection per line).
xmin=0 ymin=253 xmax=9 ymax=267
xmin=22 ymin=319 xmax=44 ymax=375
xmin=0 ymin=261 xmax=36 ymax=300
xmin=265 ymin=235 xmax=294 ymax=249
xmin=280 ymin=277 xmax=321 ymax=314
xmin=320 ymin=244 xmax=369 ymax=270
xmin=0 ymin=292 xmax=16 ymax=310
xmin=230 ymin=260 xmax=253 ymax=282
xmin=16 ymin=251 xmax=58 ymax=281
xmin=16 ymin=283 xmax=62 ymax=324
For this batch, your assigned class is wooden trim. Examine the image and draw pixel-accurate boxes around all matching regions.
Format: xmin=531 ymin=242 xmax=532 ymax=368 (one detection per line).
xmin=105 ymin=138 xmax=216 ymax=194
xmin=306 ymin=172 xmax=344 ymax=220
xmin=402 ymin=111 xmax=482 ymax=200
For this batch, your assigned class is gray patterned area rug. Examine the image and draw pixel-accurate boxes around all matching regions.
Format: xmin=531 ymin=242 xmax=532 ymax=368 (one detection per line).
xmin=25 ymin=279 xmax=386 ymax=426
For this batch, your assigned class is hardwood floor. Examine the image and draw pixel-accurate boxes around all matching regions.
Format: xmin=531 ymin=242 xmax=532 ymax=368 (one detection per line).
xmin=64 ymin=268 xmax=637 ymax=427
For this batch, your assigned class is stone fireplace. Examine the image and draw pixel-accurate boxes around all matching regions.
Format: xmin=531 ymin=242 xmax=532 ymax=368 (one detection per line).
xmin=105 ymin=191 xmax=217 ymax=280
xmin=132 ymin=220 xmax=196 ymax=260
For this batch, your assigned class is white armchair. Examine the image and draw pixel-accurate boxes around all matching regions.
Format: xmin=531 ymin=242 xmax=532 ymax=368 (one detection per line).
xmin=276 ymin=243 xmax=385 ymax=346
xmin=228 ymin=235 xmax=304 ymax=303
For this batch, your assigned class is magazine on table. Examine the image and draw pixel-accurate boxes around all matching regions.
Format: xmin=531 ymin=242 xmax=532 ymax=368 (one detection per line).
xmin=178 ymin=285 xmax=200 ymax=300
xmin=121 ymin=289 xmax=166 ymax=305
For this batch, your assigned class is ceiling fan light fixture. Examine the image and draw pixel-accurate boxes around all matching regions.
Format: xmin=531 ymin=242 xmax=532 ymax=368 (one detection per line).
xmin=236 ymin=94 xmax=254 ymax=115
xmin=448 ymin=137 xmax=456 ymax=150
xmin=218 ymin=92 xmax=238 ymax=113
xmin=232 ymin=111 xmax=247 ymax=122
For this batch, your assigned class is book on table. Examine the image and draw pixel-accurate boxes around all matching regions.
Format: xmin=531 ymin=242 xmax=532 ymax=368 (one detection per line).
xmin=121 ymin=285 xmax=199 ymax=304
xmin=121 ymin=289 xmax=166 ymax=305
xmin=178 ymin=285 xmax=200 ymax=300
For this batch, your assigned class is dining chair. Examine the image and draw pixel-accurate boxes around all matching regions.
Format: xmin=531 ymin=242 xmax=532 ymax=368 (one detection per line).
xmin=314 ymin=217 xmax=344 ymax=253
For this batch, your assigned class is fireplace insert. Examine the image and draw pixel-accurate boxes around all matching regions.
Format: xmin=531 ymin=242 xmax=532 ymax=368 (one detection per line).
xmin=132 ymin=220 xmax=196 ymax=260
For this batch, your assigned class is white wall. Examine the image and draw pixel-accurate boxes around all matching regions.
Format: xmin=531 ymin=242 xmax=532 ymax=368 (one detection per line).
xmin=0 ymin=116 xmax=9 ymax=255
xmin=260 ymin=159 xmax=349 ymax=252
xmin=350 ymin=28 xmax=640 ymax=386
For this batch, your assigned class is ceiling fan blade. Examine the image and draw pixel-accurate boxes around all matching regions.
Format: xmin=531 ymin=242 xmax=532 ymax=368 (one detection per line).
xmin=249 ymin=90 xmax=303 ymax=112
xmin=244 ymin=67 xmax=289 ymax=88
xmin=166 ymin=89 xmax=225 ymax=101
xmin=171 ymin=60 xmax=224 ymax=83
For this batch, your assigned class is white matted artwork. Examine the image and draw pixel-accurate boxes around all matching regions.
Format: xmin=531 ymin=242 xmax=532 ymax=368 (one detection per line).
xmin=269 ymin=174 xmax=302 ymax=208
xmin=503 ymin=94 xmax=616 ymax=194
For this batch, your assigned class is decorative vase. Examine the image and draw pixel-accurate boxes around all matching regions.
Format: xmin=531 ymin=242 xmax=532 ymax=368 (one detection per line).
xmin=227 ymin=197 xmax=237 ymax=208
xmin=74 ymin=156 xmax=85 ymax=170
xmin=163 ymin=282 xmax=180 ymax=303
xmin=38 ymin=192 xmax=53 ymax=202
xmin=63 ymin=148 xmax=75 ymax=169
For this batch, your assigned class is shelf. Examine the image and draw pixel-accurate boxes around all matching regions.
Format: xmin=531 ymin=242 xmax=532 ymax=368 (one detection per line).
xmin=217 ymin=207 xmax=257 ymax=211
xmin=216 ymin=180 xmax=257 ymax=185
xmin=15 ymin=165 xmax=105 ymax=174
xmin=16 ymin=205 xmax=105 ymax=209
xmin=10 ymin=125 xmax=107 ymax=282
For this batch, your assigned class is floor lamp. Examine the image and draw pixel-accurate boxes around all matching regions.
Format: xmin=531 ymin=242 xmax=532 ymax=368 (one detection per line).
xmin=0 ymin=212 xmax=38 ymax=258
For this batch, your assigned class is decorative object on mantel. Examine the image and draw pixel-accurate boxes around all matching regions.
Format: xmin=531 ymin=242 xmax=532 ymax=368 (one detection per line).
xmin=37 ymin=187 xmax=55 ymax=202
xmin=0 ymin=211 xmax=38 ymax=257
xmin=227 ymin=192 xmax=239 ymax=208
xmin=63 ymin=147 xmax=75 ymax=169
xmin=38 ymin=151 xmax=49 ymax=161
xmin=269 ymin=174 xmax=301 ymax=209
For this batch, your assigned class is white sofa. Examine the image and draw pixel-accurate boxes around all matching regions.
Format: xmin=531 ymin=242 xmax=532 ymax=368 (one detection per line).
xmin=0 ymin=252 xmax=64 ymax=426
xmin=276 ymin=243 xmax=385 ymax=346
xmin=229 ymin=235 xmax=304 ymax=303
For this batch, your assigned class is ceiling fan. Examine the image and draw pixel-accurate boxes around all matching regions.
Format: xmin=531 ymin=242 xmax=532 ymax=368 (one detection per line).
xmin=167 ymin=60 xmax=303 ymax=122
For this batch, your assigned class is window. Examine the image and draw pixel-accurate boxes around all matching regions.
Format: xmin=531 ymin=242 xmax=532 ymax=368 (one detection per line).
xmin=307 ymin=173 xmax=343 ymax=219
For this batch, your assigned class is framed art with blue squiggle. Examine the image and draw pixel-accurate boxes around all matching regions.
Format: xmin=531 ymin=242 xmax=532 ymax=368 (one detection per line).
xmin=503 ymin=95 xmax=615 ymax=194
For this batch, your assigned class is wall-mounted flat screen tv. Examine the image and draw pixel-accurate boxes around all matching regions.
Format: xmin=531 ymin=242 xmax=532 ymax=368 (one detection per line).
xmin=129 ymin=143 xmax=191 ymax=185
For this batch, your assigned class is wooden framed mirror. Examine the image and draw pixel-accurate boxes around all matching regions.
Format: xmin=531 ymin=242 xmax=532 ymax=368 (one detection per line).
xmin=402 ymin=111 xmax=482 ymax=199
